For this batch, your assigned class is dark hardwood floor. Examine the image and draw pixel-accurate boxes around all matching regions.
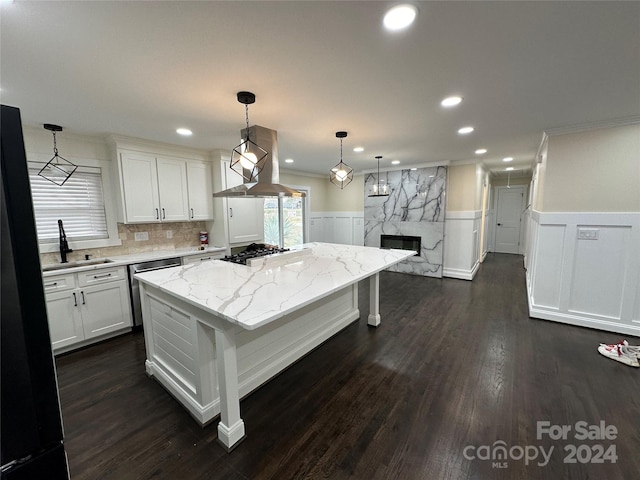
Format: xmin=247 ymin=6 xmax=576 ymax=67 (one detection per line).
xmin=55 ymin=254 xmax=640 ymax=479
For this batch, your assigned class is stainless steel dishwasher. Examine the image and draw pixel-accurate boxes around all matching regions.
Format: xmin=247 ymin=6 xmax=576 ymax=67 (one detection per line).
xmin=128 ymin=257 xmax=182 ymax=328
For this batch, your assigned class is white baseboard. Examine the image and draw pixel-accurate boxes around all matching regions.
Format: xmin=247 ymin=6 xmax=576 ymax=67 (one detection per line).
xmin=443 ymin=260 xmax=480 ymax=281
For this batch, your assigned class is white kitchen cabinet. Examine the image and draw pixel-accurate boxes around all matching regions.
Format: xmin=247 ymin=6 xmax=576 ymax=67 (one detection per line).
xmin=80 ymin=281 xmax=131 ymax=339
xmin=224 ymin=161 xmax=264 ymax=244
xmin=118 ymin=150 xmax=199 ymax=223
xmin=182 ymin=251 xmax=225 ymax=265
xmin=43 ymin=276 xmax=84 ymax=350
xmin=43 ymin=266 xmax=132 ymax=353
xmin=156 ymin=156 xmax=190 ymax=221
xmin=187 ymin=160 xmax=214 ymax=220
xmin=120 ymin=151 xmax=160 ymax=223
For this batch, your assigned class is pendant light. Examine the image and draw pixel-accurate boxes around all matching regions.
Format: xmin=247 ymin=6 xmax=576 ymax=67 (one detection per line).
xmin=37 ymin=124 xmax=77 ymax=186
xmin=368 ymin=155 xmax=389 ymax=197
xmin=329 ymin=131 xmax=353 ymax=189
xmin=231 ymin=91 xmax=268 ymax=182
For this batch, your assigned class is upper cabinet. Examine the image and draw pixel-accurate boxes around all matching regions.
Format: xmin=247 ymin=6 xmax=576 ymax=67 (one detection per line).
xmin=110 ymin=137 xmax=213 ymax=224
xmin=186 ymin=160 xmax=214 ymax=221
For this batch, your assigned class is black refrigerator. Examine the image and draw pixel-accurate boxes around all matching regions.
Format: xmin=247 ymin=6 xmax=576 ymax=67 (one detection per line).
xmin=1 ymin=105 xmax=69 ymax=479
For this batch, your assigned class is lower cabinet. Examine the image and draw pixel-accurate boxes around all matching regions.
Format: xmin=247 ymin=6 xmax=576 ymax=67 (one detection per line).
xmin=43 ymin=266 xmax=132 ymax=353
xmin=182 ymin=251 xmax=225 ymax=265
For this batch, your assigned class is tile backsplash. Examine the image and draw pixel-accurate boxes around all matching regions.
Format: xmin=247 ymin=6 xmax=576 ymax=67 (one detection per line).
xmin=40 ymin=222 xmax=208 ymax=265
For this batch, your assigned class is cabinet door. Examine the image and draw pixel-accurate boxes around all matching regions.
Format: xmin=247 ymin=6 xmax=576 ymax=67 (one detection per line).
xmin=224 ymin=162 xmax=265 ymax=244
xmin=187 ymin=161 xmax=213 ymax=220
xmin=157 ymin=156 xmax=189 ymax=221
xmin=45 ymin=290 xmax=84 ymax=350
xmin=80 ymin=281 xmax=132 ymax=339
xmin=120 ymin=151 xmax=160 ymax=222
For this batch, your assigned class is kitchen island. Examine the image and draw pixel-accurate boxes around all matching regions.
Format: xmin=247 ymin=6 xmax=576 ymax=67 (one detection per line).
xmin=135 ymin=242 xmax=414 ymax=450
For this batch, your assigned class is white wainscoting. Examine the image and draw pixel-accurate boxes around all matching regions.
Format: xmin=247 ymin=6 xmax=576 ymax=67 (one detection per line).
xmin=309 ymin=211 xmax=364 ymax=246
xmin=526 ymin=210 xmax=640 ymax=337
xmin=443 ymin=211 xmax=482 ymax=280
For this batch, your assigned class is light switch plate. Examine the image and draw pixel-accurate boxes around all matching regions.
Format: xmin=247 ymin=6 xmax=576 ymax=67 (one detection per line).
xmin=577 ymin=228 xmax=599 ymax=240
xmin=134 ymin=232 xmax=149 ymax=241
xmin=166 ymin=230 xmax=173 ymax=239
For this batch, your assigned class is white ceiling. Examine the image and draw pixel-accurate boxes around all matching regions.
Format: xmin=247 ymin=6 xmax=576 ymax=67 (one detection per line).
xmin=1 ymin=1 xmax=638 ymax=176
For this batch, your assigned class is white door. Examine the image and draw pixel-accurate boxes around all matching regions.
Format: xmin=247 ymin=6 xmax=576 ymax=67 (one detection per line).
xmin=120 ymin=151 xmax=160 ymax=222
xmin=157 ymin=156 xmax=189 ymax=221
xmin=494 ymin=186 xmax=526 ymax=254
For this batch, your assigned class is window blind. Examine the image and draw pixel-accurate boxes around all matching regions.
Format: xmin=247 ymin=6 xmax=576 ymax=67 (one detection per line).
xmin=28 ymin=163 xmax=108 ymax=243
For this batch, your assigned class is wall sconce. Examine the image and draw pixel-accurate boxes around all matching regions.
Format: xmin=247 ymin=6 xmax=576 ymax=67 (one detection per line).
xmin=329 ymin=131 xmax=353 ymax=189
xmin=231 ymin=91 xmax=268 ymax=182
xmin=38 ymin=124 xmax=77 ymax=186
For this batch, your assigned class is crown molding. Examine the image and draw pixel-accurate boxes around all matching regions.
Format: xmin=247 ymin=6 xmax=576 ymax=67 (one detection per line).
xmin=543 ymin=116 xmax=640 ymax=137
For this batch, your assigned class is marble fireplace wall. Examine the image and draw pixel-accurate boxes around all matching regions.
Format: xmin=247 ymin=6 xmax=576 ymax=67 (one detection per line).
xmin=364 ymin=166 xmax=447 ymax=277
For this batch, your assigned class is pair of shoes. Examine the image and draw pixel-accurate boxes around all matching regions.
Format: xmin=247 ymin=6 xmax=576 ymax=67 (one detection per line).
xmin=598 ymin=340 xmax=640 ymax=367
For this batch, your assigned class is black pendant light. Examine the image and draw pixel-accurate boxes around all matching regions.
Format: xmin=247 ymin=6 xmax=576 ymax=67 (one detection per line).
xmin=230 ymin=91 xmax=268 ymax=182
xmin=329 ymin=131 xmax=354 ymax=189
xmin=368 ymin=155 xmax=390 ymax=197
xmin=37 ymin=124 xmax=78 ymax=186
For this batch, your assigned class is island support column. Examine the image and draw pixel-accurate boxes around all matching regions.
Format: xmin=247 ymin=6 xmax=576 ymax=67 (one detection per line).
xmin=367 ymin=272 xmax=381 ymax=327
xmin=214 ymin=324 xmax=245 ymax=450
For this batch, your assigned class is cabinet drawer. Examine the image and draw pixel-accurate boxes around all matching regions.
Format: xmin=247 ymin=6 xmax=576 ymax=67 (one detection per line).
xmin=42 ymin=274 xmax=76 ymax=293
xmin=182 ymin=252 xmax=224 ymax=265
xmin=77 ymin=266 xmax=127 ymax=287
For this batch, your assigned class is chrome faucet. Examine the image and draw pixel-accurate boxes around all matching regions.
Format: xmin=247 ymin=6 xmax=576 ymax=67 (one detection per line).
xmin=58 ymin=219 xmax=73 ymax=263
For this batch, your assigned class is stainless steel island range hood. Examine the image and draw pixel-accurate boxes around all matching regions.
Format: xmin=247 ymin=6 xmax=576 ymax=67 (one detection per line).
xmin=213 ymin=125 xmax=305 ymax=198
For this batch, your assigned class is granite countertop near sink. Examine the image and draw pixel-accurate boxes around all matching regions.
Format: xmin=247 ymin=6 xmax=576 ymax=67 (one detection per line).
xmin=41 ymin=246 xmax=227 ymax=277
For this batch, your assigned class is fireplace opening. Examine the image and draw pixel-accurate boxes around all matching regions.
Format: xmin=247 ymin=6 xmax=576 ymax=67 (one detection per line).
xmin=380 ymin=235 xmax=421 ymax=256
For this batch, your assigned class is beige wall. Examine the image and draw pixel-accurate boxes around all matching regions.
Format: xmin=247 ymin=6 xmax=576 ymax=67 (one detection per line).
xmin=542 ymin=124 xmax=640 ymax=212
xmin=280 ymin=171 xmax=364 ymax=212
xmin=447 ymin=164 xmax=477 ymax=211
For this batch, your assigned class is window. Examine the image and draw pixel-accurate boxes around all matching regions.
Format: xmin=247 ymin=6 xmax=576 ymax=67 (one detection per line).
xmin=28 ymin=163 xmax=108 ymax=243
xmin=263 ymin=188 xmax=309 ymax=248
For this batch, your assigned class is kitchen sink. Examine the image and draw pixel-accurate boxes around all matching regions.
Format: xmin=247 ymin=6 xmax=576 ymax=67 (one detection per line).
xmin=42 ymin=259 xmax=114 ymax=272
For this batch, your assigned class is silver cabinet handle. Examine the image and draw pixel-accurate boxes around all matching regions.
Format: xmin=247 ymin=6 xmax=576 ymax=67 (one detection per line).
xmin=191 ymin=208 xmax=194 ymax=219
xmin=44 ymin=282 xmax=58 ymax=287
xmin=229 ymin=207 xmax=233 ymax=218
xmin=81 ymin=291 xmax=85 ymax=305
xmin=73 ymin=292 xmax=77 ymax=307
xmin=156 ymin=208 xmax=159 ymax=220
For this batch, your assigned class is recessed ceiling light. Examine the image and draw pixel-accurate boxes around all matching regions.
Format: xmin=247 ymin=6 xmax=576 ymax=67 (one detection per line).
xmin=410 ymin=168 xmax=417 ymax=171
xmin=441 ymin=96 xmax=463 ymax=107
xmin=176 ymin=128 xmax=192 ymax=136
xmin=383 ymin=4 xmax=418 ymax=31
xmin=502 ymin=157 xmax=513 ymax=162
xmin=505 ymin=167 xmax=514 ymax=171
xmin=353 ymin=147 xmax=364 ymax=153
xmin=284 ymin=158 xmax=294 ymax=164
xmin=458 ymin=126 xmax=474 ymax=135
xmin=475 ymin=148 xmax=487 ymax=155
xmin=391 ymin=160 xmax=400 ymax=165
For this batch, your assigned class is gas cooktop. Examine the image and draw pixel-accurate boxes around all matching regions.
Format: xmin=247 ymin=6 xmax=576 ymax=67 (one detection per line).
xmin=220 ymin=247 xmax=290 ymax=265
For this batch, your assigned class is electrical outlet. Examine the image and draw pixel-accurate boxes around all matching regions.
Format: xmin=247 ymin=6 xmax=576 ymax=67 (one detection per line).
xmin=577 ymin=228 xmax=599 ymax=240
xmin=166 ymin=230 xmax=173 ymax=239
xmin=134 ymin=232 xmax=149 ymax=241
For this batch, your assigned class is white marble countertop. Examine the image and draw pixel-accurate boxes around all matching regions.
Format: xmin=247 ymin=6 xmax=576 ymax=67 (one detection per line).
xmin=135 ymin=242 xmax=415 ymax=330
xmin=41 ymin=246 xmax=227 ymax=277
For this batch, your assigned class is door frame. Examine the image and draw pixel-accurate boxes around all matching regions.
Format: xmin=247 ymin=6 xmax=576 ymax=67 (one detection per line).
xmin=493 ymin=185 xmax=527 ymax=255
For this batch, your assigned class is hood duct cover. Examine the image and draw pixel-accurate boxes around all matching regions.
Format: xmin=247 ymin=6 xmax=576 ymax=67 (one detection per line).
xmin=213 ymin=125 xmax=305 ymax=198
